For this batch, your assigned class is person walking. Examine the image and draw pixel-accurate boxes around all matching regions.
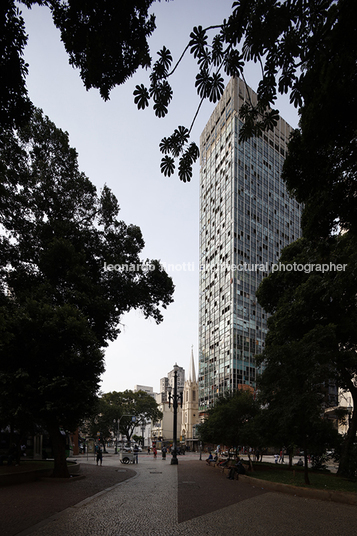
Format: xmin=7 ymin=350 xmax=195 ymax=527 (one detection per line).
xmin=96 ymin=445 xmax=103 ymax=466
xmin=133 ymin=444 xmax=139 ymax=464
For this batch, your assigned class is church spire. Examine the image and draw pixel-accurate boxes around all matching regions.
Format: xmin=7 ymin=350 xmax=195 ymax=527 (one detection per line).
xmin=188 ymin=345 xmax=196 ymax=383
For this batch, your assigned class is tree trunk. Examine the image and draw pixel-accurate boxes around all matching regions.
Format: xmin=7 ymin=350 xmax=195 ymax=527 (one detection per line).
xmin=9 ymin=420 xmax=20 ymax=465
xmin=287 ymin=446 xmax=293 ymax=468
xmin=47 ymin=422 xmax=70 ymax=478
xmin=247 ymin=451 xmax=254 ymax=472
xmin=303 ymin=437 xmax=310 ymax=485
xmin=304 ymin=452 xmax=310 ymax=485
xmin=337 ymin=390 xmax=357 ymax=477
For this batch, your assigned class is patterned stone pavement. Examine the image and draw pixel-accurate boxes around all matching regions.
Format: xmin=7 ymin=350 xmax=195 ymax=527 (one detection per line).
xmin=2 ymin=454 xmax=356 ymax=536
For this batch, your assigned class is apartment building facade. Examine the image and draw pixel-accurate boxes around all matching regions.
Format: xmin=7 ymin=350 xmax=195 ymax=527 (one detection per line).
xmin=199 ymin=77 xmax=302 ymax=410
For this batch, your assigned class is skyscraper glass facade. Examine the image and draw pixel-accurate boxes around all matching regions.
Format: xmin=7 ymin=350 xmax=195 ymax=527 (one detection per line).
xmin=198 ymin=78 xmax=302 ymax=410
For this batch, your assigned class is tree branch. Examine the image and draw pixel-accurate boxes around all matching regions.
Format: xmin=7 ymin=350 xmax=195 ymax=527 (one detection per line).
xmin=166 ymin=24 xmax=223 ymax=78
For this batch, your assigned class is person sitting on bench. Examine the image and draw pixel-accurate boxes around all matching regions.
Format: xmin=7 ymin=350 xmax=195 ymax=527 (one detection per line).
xmin=227 ymin=459 xmax=246 ymax=480
xmin=206 ymin=452 xmax=218 ymax=465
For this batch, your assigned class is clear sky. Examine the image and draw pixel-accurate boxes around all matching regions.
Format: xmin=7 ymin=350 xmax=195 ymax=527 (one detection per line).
xmin=20 ymin=0 xmax=299 ymax=394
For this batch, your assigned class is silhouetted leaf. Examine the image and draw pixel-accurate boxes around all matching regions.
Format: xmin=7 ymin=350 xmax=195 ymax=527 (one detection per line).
xmin=133 ymin=84 xmax=150 ymax=110
xmin=207 ymin=72 xmax=225 ymax=103
xmin=150 ymin=80 xmax=173 ymax=105
xmin=151 ymin=62 xmax=167 ymax=81
xmin=173 ymin=126 xmax=190 ymax=146
xmin=159 ymin=137 xmax=172 ymax=155
xmin=263 ymin=109 xmax=280 ymax=132
xmin=157 ymin=46 xmax=173 ymax=71
xmin=178 ymin=156 xmax=193 ymax=183
xmin=187 ymin=142 xmax=200 ymax=162
xmin=189 ymin=26 xmax=208 ymax=58
xmin=211 ymin=34 xmax=224 ymax=66
xmin=223 ymin=48 xmax=244 ymax=77
xmin=197 ymin=48 xmax=211 ymax=71
xmin=153 ymin=101 xmax=168 ymax=118
xmin=167 ymin=137 xmax=182 ymax=158
xmin=257 ymin=75 xmax=277 ymax=105
xmin=195 ymin=68 xmax=210 ymax=98
xmin=290 ymin=86 xmax=303 ymax=108
xmin=278 ymin=68 xmax=296 ymax=94
xmin=160 ymin=155 xmax=175 ymax=177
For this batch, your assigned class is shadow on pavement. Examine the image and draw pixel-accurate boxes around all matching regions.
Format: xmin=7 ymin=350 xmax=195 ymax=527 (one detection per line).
xmin=0 ymin=463 xmax=136 ymax=536
xmin=178 ymin=460 xmax=268 ymax=523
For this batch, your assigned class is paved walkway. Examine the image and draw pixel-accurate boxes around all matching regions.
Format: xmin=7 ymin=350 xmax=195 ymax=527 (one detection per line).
xmin=1 ymin=454 xmax=356 ymax=536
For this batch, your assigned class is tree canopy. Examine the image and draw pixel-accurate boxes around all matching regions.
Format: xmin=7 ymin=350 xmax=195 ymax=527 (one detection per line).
xmin=0 ymin=109 xmax=174 ymax=476
xmin=1 ymin=0 xmax=165 ymax=127
xmin=134 ymin=0 xmax=357 ymax=186
xmin=2 ymin=0 xmax=357 ymax=478
xmin=3 ymin=0 xmax=355 ymax=194
xmin=86 ymin=390 xmax=163 ymax=445
xmin=0 ymin=1 xmax=33 ymax=128
xmin=256 ymin=235 xmax=357 ymax=477
xmin=198 ymin=389 xmax=260 ymax=453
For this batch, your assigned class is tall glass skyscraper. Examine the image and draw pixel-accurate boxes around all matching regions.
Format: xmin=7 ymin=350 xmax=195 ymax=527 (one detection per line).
xmin=198 ymin=77 xmax=302 ymax=410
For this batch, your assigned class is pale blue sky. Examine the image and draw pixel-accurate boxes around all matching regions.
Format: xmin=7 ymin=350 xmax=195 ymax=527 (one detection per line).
xmin=20 ymin=0 xmax=299 ymax=393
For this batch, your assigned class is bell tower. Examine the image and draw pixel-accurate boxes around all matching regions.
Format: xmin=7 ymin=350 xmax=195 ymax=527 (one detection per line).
xmin=181 ymin=347 xmax=200 ymax=449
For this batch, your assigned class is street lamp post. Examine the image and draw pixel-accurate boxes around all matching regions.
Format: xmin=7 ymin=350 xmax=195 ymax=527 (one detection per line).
xmin=113 ymin=414 xmax=135 ymax=454
xmin=113 ymin=418 xmax=120 ymax=454
xmin=168 ymin=363 xmax=183 ymax=465
xmin=141 ymin=424 xmax=146 ymax=448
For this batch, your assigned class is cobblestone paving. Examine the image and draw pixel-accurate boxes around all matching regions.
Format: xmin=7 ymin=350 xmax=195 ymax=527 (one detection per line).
xmin=3 ymin=455 xmax=357 ymax=536
xmin=20 ymin=457 xmax=176 ymax=536
xmin=1 ymin=460 xmax=135 ymax=536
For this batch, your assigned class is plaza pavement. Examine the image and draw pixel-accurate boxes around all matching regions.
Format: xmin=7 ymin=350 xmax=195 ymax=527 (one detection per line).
xmin=1 ymin=453 xmax=356 ymax=536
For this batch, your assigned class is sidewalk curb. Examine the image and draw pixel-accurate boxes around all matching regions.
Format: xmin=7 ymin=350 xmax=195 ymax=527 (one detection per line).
xmin=0 ymin=461 xmax=80 ymax=486
xmin=211 ymin=464 xmax=357 ymax=506
xmin=240 ymin=474 xmax=357 ymax=506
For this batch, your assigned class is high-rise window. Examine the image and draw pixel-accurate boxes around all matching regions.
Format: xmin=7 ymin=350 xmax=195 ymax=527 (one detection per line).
xmin=198 ymin=78 xmax=302 ymax=410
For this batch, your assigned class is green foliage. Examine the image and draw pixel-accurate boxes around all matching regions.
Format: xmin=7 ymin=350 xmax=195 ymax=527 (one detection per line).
xmin=283 ymin=1 xmax=357 ymax=239
xmin=133 ymin=0 xmax=356 ymax=194
xmin=3 ymin=0 xmax=354 ymax=196
xmin=46 ymin=0 xmax=158 ymax=100
xmin=134 ymin=84 xmax=150 ymax=110
xmin=0 ymin=1 xmax=33 ymax=128
xmin=256 ymin=234 xmax=357 ymax=477
xmin=198 ymin=390 xmax=260 ymax=449
xmin=189 ymin=26 xmax=208 ymax=59
xmin=249 ymin=464 xmax=357 ymax=493
xmin=86 ymin=390 xmax=163 ymax=443
xmin=160 ymin=155 xmax=175 ymax=177
xmin=158 ymin=127 xmax=199 ymax=182
xmin=1 ymin=0 xmax=163 ymax=126
xmin=257 ymin=336 xmax=340 ymax=457
xmin=0 ymin=109 xmax=174 ymax=475
xmin=132 ymin=434 xmax=142 ymax=445
xmin=2 ymin=0 xmax=355 ymax=479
